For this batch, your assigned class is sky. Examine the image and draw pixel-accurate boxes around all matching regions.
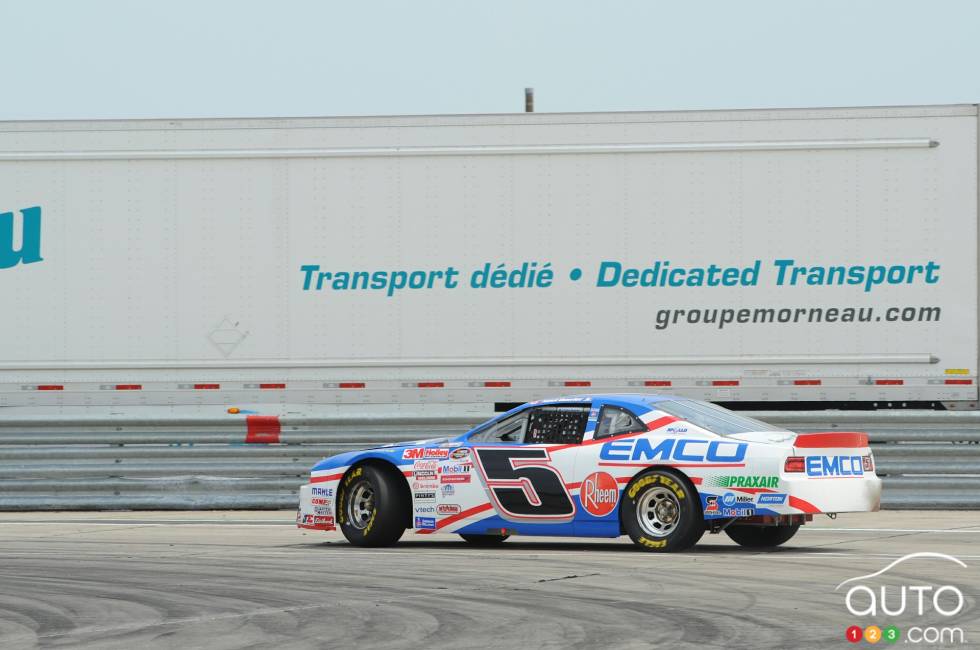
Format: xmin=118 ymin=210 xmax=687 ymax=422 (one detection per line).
xmin=1 ymin=0 xmax=978 ymax=120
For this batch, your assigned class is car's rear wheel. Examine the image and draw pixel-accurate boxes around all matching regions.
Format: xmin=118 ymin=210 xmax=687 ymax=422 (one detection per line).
xmin=725 ymin=524 xmax=800 ymax=548
xmin=459 ymin=533 xmax=509 ymax=546
xmin=621 ymin=469 xmax=703 ymax=552
xmin=337 ymin=464 xmax=408 ymax=547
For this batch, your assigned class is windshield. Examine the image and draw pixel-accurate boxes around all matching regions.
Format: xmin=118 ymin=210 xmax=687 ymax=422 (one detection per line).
xmin=654 ymin=399 xmax=786 ymax=436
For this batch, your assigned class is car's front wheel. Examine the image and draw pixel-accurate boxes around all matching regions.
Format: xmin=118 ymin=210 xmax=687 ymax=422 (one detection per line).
xmin=337 ymin=464 xmax=409 ymax=547
xmin=621 ymin=469 xmax=704 ymax=552
xmin=725 ymin=524 xmax=800 ymax=548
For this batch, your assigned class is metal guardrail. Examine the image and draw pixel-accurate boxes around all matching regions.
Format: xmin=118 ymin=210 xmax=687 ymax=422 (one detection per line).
xmin=0 ymin=410 xmax=975 ymax=510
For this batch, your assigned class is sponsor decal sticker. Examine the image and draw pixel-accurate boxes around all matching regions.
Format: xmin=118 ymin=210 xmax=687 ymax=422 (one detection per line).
xmin=311 ymin=497 xmax=332 ymax=506
xmin=704 ymin=495 xmax=719 ymax=514
xmin=441 ymin=474 xmax=471 ymax=484
xmin=449 ymin=448 xmax=471 ymax=460
xmin=403 ymin=448 xmax=450 ymax=460
xmin=414 ymin=491 xmax=436 ymax=501
xmin=600 ymin=438 xmax=747 ymax=463
xmin=313 ymin=515 xmax=334 ymax=526
xmin=580 ymin=471 xmax=619 ymax=517
xmin=414 ymin=516 xmax=437 ymax=530
xmin=756 ymin=493 xmax=787 ymax=505
xmin=412 ymin=481 xmax=439 ymax=490
xmin=707 ymin=475 xmax=779 ymax=489
xmin=415 ymin=505 xmax=435 ymax=514
xmin=806 ymin=455 xmax=865 ymax=477
xmin=440 ymin=463 xmax=472 ymax=474
xmin=441 ymin=484 xmax=455 ymax=496
xmin=722 ymin=492 xmax=753 ymax=506
xmin=414 ymin=470 xmax=437 ymax=480
xmin=311 ymin=487 xmax=334 ymax=497
xmin=437 ymin=504 xmax=462 ymax=516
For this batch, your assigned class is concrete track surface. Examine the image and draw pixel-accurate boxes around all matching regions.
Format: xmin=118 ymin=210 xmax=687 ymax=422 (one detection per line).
xmin=0 ymin=512 xmax=978 ymax=649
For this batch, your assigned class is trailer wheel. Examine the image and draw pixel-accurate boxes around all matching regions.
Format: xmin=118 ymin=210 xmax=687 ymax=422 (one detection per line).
xmin=725 ymin=524 xmax=800 ymax=548
xmin=337 ymin=464 xmax=409 ymax=547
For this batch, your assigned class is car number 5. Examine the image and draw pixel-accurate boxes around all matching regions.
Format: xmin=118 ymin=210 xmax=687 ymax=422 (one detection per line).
xmin=472 ymin=447 xmax=575 ymax=521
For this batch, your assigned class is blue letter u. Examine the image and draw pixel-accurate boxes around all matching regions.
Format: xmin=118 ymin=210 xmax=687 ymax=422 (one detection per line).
xmin=0 ymin=206 xmax=43 ymax=269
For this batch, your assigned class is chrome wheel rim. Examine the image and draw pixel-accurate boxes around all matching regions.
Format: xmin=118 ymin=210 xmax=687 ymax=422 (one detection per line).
xmin=347 ymin=481 xmax=375 ymax=529
xmin=636 ymin=486 xmax=681 ymax=538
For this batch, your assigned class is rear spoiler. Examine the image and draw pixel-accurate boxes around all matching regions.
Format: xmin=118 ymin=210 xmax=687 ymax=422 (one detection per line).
xmin=793 ymin=432 xmax=869 ymax=448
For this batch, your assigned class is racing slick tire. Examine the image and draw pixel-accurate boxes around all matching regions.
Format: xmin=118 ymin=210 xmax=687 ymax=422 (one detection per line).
xmin=621 ymin=469 xmax=704 ymax=552
xmin=459 ymin=533 xmax=510 ymax=546
xmin=337 ymin=464 xmax=409 ymax=547
xmin=725 ymin=524 xmax=800 ymax=548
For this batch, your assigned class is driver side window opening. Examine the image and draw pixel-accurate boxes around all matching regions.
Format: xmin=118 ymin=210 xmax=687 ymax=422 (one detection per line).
xmin=524 ymin=406 xmax=590 ymax=445
xmin=468 ymin=411 xmax=530 ymax=443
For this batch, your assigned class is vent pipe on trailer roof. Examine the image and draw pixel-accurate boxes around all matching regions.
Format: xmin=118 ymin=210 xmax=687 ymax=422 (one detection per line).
xmin=525 ymin=87 xmax=534 ymax=113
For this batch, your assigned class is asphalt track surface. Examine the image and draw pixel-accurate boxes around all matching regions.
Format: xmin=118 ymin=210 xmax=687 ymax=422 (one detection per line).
xmin=0 ymin=512 xmax=977 ymax=649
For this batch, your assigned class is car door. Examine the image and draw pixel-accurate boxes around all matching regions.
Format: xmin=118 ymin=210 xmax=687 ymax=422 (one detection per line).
xmin=572 ymin=403 xmax=649 ymax=535
xmin=465 ymin=404 xmax=589 ymax=531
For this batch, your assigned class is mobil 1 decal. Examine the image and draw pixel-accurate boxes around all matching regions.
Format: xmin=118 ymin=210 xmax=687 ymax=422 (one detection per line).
xmin=472 ymin=447 xmax=575 ymax=522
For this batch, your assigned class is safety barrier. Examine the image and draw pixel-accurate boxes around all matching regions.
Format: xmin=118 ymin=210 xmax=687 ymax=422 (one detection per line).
xmin=0 ymin=410 xmax=975 ymax=510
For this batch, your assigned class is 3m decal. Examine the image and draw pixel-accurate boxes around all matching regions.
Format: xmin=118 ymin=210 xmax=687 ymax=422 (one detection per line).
xmin=473 ymin=447 xmax=575 ymax=522
xmin=580 ymin=471 xmax=619 ymax=517
xmin=403 ymin=448 xmax=450 ymax=460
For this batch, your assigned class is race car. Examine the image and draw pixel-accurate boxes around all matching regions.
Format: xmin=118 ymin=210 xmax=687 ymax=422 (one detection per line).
xmin=297 ymin=394 xmax=881 ymax=551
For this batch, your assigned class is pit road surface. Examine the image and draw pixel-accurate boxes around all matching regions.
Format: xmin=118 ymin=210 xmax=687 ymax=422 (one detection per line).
xmin=0 ymin=511 xmax=977 ymax=649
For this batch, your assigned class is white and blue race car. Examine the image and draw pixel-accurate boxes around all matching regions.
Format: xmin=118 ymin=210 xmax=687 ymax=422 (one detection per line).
xmin=297 ymin=394 xmax=881 ymax=552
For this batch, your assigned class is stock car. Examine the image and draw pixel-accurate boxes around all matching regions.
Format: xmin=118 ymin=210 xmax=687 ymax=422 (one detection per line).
xmin=297 ymin=394 xmax=881 ymax=551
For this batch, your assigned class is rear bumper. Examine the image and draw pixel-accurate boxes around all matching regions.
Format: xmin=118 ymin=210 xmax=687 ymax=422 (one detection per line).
xmin=783 ymin=473 xmax=882 ymax=514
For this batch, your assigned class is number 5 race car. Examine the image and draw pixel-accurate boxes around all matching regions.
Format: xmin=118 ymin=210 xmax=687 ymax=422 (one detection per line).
xmin=297 ymin=394 xmax=881 ymax=552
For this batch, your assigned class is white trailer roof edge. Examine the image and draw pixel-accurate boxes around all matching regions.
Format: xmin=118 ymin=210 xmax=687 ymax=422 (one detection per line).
xmin=0 ymin=103 xmax=976 ymax=133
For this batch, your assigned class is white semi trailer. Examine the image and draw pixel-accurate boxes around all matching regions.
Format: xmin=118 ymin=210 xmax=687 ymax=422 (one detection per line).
xmin=0 ymin=104 xmax=977 ymax=411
